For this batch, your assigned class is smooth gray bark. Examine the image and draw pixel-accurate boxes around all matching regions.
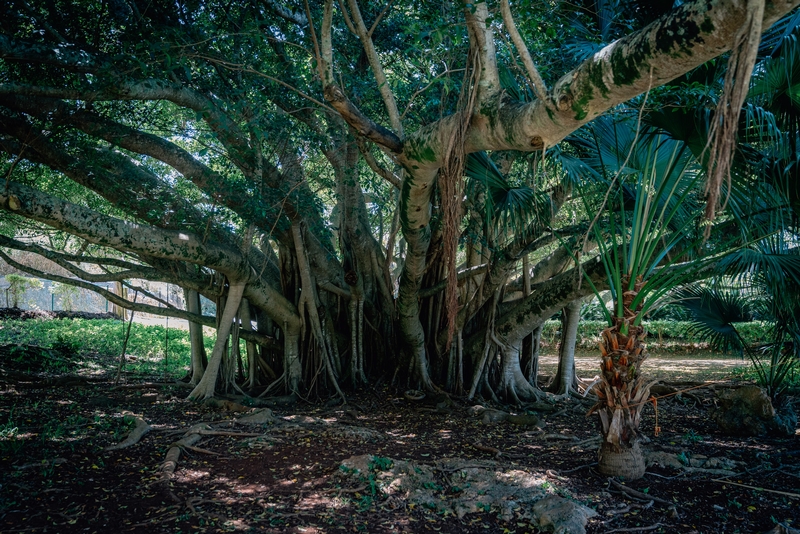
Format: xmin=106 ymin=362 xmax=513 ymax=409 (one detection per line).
xmin=549 ymin=299 xmax=582 ymax=396
xmin=188 ymin=282 xmax=246 ymax=400
xmin=185 ymin=288 xmax=207 ymax=386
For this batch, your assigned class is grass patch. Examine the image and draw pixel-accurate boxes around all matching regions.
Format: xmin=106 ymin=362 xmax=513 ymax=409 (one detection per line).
xmin=0 ymin=318 xmax=214 ymax=378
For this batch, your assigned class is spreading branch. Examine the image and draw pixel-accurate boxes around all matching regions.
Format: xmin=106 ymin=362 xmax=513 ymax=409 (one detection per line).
xmin=319 ymin=0 xmax=403 ymax=152
xmin=344 ymin=0 xmax=403 ymax=134
xmin=0 ymin=249 xmax=217 ymax=326
xmin=499 ymin=0 xmax=550 ymax=104
xmin=0 ymin=235 xmax=170 ymax=283
xmin=356 ymin=136 xmax=402 ymax=188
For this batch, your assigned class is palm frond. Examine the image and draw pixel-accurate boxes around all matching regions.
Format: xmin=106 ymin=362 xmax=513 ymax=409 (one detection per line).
xmin=674 ymin=285 xmax=753 ymax=353
xmin=758 ymin=10 xmax=800 ymax=57
xmin=464 ymin=151 xmax=549 ymax=239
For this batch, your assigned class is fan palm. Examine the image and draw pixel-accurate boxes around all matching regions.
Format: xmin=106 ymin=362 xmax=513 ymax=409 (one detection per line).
xmin=656 ymin=15 xmax=800 ymax=404
xmin=678 ymin=238 xmax=800 ymax=401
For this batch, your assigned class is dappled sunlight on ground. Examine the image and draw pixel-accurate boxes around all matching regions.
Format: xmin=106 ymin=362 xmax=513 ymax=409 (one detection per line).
xmin=540 ymin=350 xmax=746 ymax=383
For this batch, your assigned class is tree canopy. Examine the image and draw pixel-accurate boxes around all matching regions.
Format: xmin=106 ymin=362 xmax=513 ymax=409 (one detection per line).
xmin=1 ymin=0 xmax=799 ymax=401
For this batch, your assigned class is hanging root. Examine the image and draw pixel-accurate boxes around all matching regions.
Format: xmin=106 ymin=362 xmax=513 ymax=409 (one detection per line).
xmin=357 ymin=298 xmax=366 ymax=383
xmin=291 ymin=223 xmax=346 ymax=403
xmin=704 ymin=0 xmax=764 ymax=233
xmin=441 ymin=51 xmax=478 ymax=348
xmin=350 ymin=298 xmax=360 ymax=385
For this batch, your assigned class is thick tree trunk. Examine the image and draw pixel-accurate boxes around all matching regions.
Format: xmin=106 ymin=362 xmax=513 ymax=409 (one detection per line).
xmin=397 ymin=225 xmax=435 ymax=390
xmin=188 ymin=281 xmax=246 ymax=401
xmin=283 ymin=325 xmax=302 ymax=394
xmin=184 ymin=288 xmax=207 ymax=386
xmin=498 ymin=342 xmax=542 ymax=402
xmin=549 ymin=299 xmax=582 ymax=396
xmin=238 ymin=298 xmax=259 ymax=389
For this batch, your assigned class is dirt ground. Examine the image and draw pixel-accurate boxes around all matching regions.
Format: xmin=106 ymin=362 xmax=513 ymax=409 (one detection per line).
xmin=0 ymin=335 xmax=798 ymax=533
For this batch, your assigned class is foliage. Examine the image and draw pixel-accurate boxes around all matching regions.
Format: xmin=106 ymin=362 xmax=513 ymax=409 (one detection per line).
xmin=675 ymin=279 xmax=800 ymax=399
xmin=0 ymin=0 xmax=798 ymax=402
xmin=671 ymin=285 xmax=753 ymax=353
xmin=49 ymin=282 xmax=80 ymax=312
xmin=4 ymin=275 xmax=43 ymax=308
xmin=0 ymin=319 xmax=213 ymax=378
xmin=540 ymin=319 xmax=772 ymax=349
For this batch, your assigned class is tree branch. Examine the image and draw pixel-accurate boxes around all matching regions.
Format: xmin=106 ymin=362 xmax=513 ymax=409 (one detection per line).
xmin=319 ymin=0 xmax=403 ymax=152
xmin=263 ymin=0 xmax=308 ymax=25
xmin=419 ymin=264 xmax=488 ymax=298
xmin=0 ymin=77 xmax=255 ymax=173
xmin=499 ymin=0 xmax=549 ymax=104
xmin=356 ymin=136 xmax=401 ymax=188
xmin=344 ymin=0 xmax=403 ymax=134
xmin=464 ymin=1 xmax=500 ymax=106
xmin=0 ymin=180 xmax=248 ymax=277
xmin=367 ymin=0 xmax=396 ymax=38
xmin=323 ymin=85 xmax=404 ymax=152
xmin=0 ymin=249 xmax=217 ymax=326
xmin=0 ymin=235 xmax=168 ymax=283
xmin=0 ymin=236 xmax=146 ymax=271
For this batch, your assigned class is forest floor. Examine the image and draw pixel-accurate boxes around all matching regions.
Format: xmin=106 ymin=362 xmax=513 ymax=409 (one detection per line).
xmin=0 ymin=319 xmax=798 ymax=534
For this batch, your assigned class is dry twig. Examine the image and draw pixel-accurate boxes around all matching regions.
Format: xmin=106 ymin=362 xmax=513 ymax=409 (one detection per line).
xmin=603 ymin=523 xmax=665 ymax=533
xmin=711 ymin=478 xmax=800 ymax=499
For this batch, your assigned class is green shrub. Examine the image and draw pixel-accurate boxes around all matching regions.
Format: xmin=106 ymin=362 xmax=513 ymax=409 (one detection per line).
xmin=540 ymin=319 xmax=772 ymax=349
xmin=0 ymin=318 xmax=214 ymax=377
xmin=49 ymin=282 xmax=80 ymax=311
xmin=4 ymin=274 xmax=43 ymax=308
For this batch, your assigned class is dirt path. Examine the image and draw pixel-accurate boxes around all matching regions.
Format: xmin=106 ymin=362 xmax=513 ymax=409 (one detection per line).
xmin=540 ymin=350 xmax=746 ymax=383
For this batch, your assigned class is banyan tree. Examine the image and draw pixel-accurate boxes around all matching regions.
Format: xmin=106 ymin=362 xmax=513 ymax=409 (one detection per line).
xmin=1 ymin=0 xmax=798 ymax=411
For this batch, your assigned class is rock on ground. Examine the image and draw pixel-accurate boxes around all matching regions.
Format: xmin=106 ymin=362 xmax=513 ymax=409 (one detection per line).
xmin=338 ymin=454 xmax=597 ymax=533
xmin=237 ymin=408 xmax=276 ymax=425
xmin=532 ymin=495 xmax=598 ymax=534
xmin=713 ymin=385 xmax=797 ymax=437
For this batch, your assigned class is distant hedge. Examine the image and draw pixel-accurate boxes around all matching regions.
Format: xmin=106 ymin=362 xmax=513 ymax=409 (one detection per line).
xmin=541 ymin=320 xmax=770 ymax=349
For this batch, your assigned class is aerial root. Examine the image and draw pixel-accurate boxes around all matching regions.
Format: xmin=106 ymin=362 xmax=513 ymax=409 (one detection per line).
xmin=158 ymin=418 xmax=271 ymax=495
xmin=104 ymin=415 xmax=150 ymax=451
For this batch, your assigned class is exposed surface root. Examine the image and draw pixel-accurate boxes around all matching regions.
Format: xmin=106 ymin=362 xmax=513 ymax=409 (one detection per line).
xmin=104 ymin=415 xmax=150 ymax=451
xmin=160 ymin=424 xmax=210 ymax=483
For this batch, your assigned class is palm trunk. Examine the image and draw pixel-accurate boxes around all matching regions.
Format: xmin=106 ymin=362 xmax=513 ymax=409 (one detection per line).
xmin=590 ymin=276 xmax=653 ymax=480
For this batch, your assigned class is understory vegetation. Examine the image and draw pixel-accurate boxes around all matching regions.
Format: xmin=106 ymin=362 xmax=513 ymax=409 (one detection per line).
xmin=0 ymin=319 xmax=212 ymax=378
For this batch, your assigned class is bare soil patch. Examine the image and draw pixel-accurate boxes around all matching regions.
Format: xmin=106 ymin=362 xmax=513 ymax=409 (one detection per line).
xmin=0 ymin=342 xmax=797 ymax=534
